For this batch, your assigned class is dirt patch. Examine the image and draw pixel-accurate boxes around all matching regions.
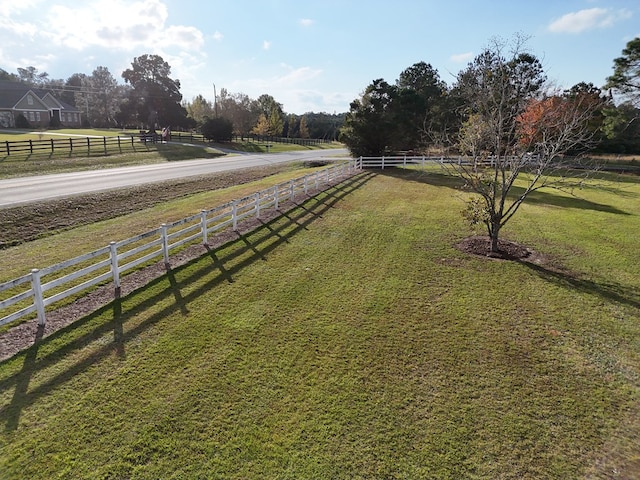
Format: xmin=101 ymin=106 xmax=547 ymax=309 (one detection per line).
xmin=456 ymin=235 xmax=550 ymax=265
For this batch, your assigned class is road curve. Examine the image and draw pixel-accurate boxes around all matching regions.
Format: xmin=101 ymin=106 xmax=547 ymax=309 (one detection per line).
xmin=0 ymin=149 xmax=350 ymax=208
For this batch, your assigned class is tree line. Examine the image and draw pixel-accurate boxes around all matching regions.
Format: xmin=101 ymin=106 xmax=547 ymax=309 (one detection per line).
xmin=340 ymin=36 xmax=640 ymax=157
xmin=0 ymin=55 xmax=345 ymax=141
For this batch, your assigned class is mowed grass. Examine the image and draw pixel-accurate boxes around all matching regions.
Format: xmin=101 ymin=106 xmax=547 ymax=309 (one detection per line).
xmin=0 ymin=168 xmax=639 ymax=478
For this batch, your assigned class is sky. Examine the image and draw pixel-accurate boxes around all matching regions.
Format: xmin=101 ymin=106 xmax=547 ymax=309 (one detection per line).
xmin=0 ymin=0 xmax=638 ymax=115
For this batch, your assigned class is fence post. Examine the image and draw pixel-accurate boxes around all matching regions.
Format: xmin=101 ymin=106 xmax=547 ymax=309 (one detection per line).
xmin=161 ymin=224 xmax=170 ymax=266
xmin=382 ymin=156 xmax=385 ymax=169
xmin=255 ymin=192 xmax=261 ymax=219
xmin=31 ymin=269 xmax=46 ymax=326
xmin=289 ymin=180 xmax=295 ymax=201
xmin=303 ymin=175 xmax=308 ymax=195
xmin=109 ymin=242 xmax=121 ymax=296
xmin=103 ymin=137 xmax=107 ymax=155
xmin=232 ymin=200 xmax=238 ymax=231
xmin=87 ymin=137 xmax=91 ymax=154
xmin=201 ymin=210 xmax=208 ymax=244
xmin=29 ymin=139 xmax=33 ymax=154
xmin=274 ymin=185 xmax=280 ymax=210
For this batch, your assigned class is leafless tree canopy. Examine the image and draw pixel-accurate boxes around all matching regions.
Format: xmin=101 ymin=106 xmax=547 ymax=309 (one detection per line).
xmin=444 ymin=36 xmax=605 ymax=253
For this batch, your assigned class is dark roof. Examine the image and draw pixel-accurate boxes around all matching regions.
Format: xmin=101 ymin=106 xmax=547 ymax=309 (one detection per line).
xmin=0 ymin=80 xmax=31 ymax=108
xmin=0 ymin=80 xmax=81 ymax=112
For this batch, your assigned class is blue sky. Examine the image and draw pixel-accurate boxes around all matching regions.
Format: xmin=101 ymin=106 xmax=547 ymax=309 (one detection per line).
xmin=0 ymin=0 xmax=638 ymax=114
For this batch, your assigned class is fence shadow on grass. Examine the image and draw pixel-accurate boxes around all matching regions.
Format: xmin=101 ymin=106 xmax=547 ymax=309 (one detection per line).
xmin=367 ymin=166 xmax=465 ymax=190
xmin=372 ymin=166 xmax=632 ymax=216
xmin=0 ymin=171 xmax=374 ymax=432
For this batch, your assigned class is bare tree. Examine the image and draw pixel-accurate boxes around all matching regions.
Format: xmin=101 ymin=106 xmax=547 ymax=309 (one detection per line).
xmin=444 ymin=37 xmax=604 ymax=255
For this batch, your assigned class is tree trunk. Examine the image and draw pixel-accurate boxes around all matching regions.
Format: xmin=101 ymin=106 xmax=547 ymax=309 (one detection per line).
xmin=489 ymin=222 xmax=501 ymax=256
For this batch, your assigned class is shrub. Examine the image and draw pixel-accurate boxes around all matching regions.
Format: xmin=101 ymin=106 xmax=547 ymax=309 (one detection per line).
xmin=201 ymin=117 xmax=233 ymax=142
xmin=15 ymin=113 xmax=30 ymax=129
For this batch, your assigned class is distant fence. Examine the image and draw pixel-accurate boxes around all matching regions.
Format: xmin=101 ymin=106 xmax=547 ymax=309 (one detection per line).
xmin=0 ymin=160 xmax=360 ymax=330
xmin=231 ymin=134 xmax=332 ymax=146
xmin=1 ymin=135 xmax=149 ymax=156
xmin=1 ymin=133 xmax=334 ymax=156
xmin=358 ymin=155 xmax=443 ymax=169
xmin=356 ymin=155 xmax=541 ymax=169
xmin=169 ymin=132 xmax=332 ymax=146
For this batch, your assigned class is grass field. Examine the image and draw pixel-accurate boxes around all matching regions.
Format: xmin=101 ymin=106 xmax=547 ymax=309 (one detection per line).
xmin=0 ymin=167 xmax=639 ymax=478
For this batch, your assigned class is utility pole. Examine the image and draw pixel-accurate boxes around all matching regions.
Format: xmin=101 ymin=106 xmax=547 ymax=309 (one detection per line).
xmin=213 ymin=83 xmax=218 ymax=117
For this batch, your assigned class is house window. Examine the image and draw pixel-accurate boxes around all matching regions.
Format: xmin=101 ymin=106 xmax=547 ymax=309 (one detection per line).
xmin=29 ymin=112 xmax=35 ymax=122
xmin=36 ymin=112 xmax=41 ymax=121
xmin=27 ymin=95 xmax=33 ymax=105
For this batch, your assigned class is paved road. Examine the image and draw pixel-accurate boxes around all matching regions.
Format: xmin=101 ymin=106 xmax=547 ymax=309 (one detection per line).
xmin=0 ymin=148 xmax=350 ymax=208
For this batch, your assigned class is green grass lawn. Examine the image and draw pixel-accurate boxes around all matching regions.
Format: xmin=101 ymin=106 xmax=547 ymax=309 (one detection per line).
xmin=0 ymin=168 xmax=639 ymax=478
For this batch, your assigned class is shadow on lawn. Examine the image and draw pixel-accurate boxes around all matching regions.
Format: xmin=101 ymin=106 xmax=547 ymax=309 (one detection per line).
xmin=372 ymin=166 xmax=632 ymax=216
xmin=521 ymin=261 xmax=640 ymax=311
xmin=0 ymin=171 xmax=374 ymax=432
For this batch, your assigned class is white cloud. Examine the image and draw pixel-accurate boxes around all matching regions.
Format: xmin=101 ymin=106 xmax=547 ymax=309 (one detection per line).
xmin=238 ymin=65 xmax=322 ymax=92
xmin=450 ymin=52 xmax=473 ymax=63
xmin=0 ymin=0 xmax=40 ymax=37
xmin=277 ymin=65 xmax=323 ymax=86
xmin=262 ymin=40 xmax=271 ymax=50
xmin=299 ymin=18 xmax=313 ymax=27
xmin=213 ymin=30 xmax=223 ymax=41
xmin=0 ymin=0 xmax=40 ymax=16
xmin=0 ymin=16 xmax=38 ymax=37
xmin=22 ymin=0 xmax=205 ymax=52
xmin=548 ymin=8 xmax=632 ymax=34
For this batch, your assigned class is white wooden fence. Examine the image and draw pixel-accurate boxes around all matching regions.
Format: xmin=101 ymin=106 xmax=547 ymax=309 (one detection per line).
xmin=355 ymin=155 xmax=503 ymax=169
xmin=0 ymin=160 xmax=360 ymax=329
xmin=357 ymin=155 xmax=443 ymax=169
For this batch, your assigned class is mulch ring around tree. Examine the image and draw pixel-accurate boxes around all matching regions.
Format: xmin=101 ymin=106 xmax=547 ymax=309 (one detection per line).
xmin=456 ymin=235 xmax=549 ymax=264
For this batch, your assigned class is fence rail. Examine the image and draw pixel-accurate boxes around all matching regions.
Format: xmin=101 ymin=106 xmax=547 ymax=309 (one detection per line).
xmin=357 ymin=155 xmax=442 ymax=169
xmin=1 ymin=133 xmax=334 ymax=156
xmin=1 ymin=135 xmax=149 ymax=156
xmin=0 ymin=160 xmax=360 ymax=330
xmin=355 ymin=155 xmax=530 ymax=169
